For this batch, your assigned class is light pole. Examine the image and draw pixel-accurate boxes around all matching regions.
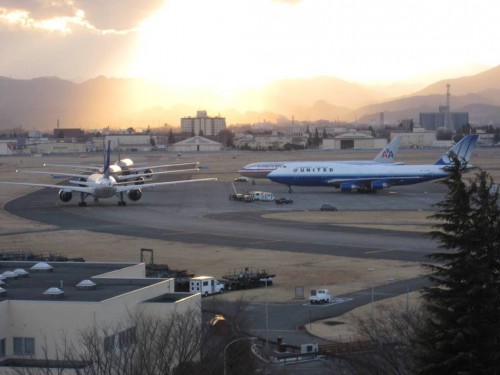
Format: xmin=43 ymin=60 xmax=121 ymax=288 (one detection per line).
xmin=368 ymin=267 xmax=374 ymax=335
xmin=224 ymin=337 xmax=257 ymax=375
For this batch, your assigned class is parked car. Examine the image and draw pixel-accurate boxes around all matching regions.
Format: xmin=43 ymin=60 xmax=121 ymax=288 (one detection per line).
xmin=275 ymin=197 xmax=294 ymax=205
xmin=320 ymin=204 xmax=338 ymax=212
xmin=234 ymin=176 xmax=250 ymax=183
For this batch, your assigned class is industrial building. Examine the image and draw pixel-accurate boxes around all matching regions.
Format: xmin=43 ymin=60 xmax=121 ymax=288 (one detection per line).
xmin=0 ymin=261 xmax=200 ymax=373
xmin=104 ymin=134 xmax=154 ymax=152
xmin=180 ymin=110 xmax=226 ymax=136
xmin=419 ymin=108 xmax=469 ymax=131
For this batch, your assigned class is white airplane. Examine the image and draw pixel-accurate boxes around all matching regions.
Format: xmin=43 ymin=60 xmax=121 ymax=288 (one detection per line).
xmin=238 ymin=136 xmax=402 ymax=179
xmin=267 ymin=134 xmax=479 ymax=193
xmin=0 ymin=141 xmax=217 ymax=206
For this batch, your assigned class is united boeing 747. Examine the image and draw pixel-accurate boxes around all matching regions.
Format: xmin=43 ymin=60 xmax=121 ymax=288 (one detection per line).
xmin=267 ymin=134 xmax=479 ymax=193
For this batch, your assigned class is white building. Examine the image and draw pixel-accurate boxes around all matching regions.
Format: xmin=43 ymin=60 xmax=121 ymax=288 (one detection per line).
xmin=0 ymin=261 xmax=200 ymax=373
xmin=181 ymin=111 xmax=226 ymax=136
xmin=0 ymin=141 xmax=17 ymax=155
xmin=390 ymin=128 xmax=437 ymax=148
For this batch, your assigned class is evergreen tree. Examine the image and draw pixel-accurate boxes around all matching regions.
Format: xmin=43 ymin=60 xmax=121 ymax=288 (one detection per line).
xmin=168 ymin=129 xmax=175 ymax=145
xmin=412 ymin=156 xmax=500 ymax=374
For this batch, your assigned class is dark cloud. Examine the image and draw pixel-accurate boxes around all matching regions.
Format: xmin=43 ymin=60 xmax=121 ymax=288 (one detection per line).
xmin=73 ymin=0 xmax=166 ymax=31
xmin=0 ymin=0 xmax=166 ymax=31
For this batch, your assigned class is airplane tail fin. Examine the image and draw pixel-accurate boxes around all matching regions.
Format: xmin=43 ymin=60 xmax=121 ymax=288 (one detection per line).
xmin=434 ymin=134 xmax=479 ymax=166
xmin=103 ymin=140 xmax=111 ymax=178
xmin=372 ymin=136 xmax=401 ymax=163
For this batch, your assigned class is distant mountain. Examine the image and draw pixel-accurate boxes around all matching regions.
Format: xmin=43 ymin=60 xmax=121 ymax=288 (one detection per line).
xmin=354 ymin=65 xmax=500 ymax=125
xmin=0 ymin=65 xmax=499 ymax=132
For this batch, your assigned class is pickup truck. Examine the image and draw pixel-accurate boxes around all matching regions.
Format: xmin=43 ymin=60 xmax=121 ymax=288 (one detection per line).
xmin=309 ymin=289 xmax=333 ymax=304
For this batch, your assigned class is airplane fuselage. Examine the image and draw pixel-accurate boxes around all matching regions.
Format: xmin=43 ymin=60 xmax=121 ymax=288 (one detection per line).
xmin=267 ymin=162 xmax=449 ymax=189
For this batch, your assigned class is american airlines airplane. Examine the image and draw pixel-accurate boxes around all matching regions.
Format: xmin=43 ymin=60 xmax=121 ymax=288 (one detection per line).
xmin=238 ymin=136 xmax=402 ymax=179
xmin=267 ymin=134 xmax=479 ymax=193
xmin=0 ymin=142 xmax=217 ymax=206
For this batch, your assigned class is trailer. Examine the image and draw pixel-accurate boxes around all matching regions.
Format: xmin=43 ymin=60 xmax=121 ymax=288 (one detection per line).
xmin=222 ymin=267 xmax=275 ymax=290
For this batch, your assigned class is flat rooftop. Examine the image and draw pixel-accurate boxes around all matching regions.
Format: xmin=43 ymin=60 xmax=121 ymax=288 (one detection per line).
xmin=0 ymin=261 xmax=167 ymax=302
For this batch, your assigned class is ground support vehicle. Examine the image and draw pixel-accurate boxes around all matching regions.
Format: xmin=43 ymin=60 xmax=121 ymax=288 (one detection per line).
xmin=309 ymin=289 xmax=333 ymax=304
xmin=190 ymin=276 xmax=225 ymax=296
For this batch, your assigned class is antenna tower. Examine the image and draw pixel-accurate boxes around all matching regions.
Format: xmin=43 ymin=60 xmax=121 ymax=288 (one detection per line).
xmin=444 ymin=84 xmax=453 ymax=130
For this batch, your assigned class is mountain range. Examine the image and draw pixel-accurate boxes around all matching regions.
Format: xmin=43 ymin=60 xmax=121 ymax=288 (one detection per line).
xmin=1 ymin=65 xmax=499 ymax=132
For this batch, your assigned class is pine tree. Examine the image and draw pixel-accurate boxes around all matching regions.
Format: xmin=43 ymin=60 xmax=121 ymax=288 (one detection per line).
xmin=412 ymin=157 xmax=500 ymax=374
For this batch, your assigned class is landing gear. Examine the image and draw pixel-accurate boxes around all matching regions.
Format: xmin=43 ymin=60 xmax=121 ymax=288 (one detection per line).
xmin=288 ymin=185 xmax=293 ymax=193
xmin=78 ymin=192 xmax=88 ymax=207
xmin=94 ymin=197 xmax=99 ymax=203
xmin=117 ymin=192 xmax=126 ymax=206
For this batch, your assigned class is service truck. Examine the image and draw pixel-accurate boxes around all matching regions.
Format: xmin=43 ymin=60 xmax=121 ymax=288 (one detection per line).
xmin=190 ymin=276 xmax=225 ymax=296
xmin=249 ymin=191 xmax=275 ymax=201
xmin=309 ymin=289 xmax=333 ymax=304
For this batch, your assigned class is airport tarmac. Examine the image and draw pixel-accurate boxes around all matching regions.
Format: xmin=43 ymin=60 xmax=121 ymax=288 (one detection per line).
xmin=2 ymin=146 xmax=499 ymax=349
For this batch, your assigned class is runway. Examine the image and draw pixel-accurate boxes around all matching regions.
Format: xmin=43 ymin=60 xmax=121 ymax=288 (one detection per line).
xmin=5 ymin=179 xmax=444 ymax=263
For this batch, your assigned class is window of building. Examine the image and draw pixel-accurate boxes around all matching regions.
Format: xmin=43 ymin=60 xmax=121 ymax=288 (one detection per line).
xmin=13 ymin=337 xmax=35 ymax=355
xmin=104 ymin=334 xmax=115 ymax=353
xmin=118 ymin=327 xmax=137 ymax=349
xmin=0 ymin=338 xmax=6 ymax=357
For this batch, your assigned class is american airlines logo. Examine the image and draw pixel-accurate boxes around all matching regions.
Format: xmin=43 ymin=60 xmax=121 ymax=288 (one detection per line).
xmin=292 ymin=167 xmax=334 ymax=173
xmin=381 ymin=148 xmax=394 ymax=158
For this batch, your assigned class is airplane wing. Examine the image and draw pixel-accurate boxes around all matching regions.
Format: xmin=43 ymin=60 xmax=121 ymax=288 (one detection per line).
xmin=43 ymin=163 xmax=101 ymax=171
xmin=125 ymin=162 xmax=199 ymax=172
xmin=114 ymin=168 xmax=199 ymax=182
xmin=0 ymin=181 xmax=94 ymax=194
xmin=114 ymin=178 xmax=217 ymax=192
xmin=16 ymin=170 xmax=90 ymax=179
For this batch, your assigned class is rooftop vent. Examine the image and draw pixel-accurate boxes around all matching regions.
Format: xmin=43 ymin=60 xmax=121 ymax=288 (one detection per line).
xmin=43 ymin=287 xmax=64 ymax=299
xmin=13 ymin=268 xmax=29 ymax=278
xmin=0 ymin=287 xmax=6 ymax=297
xmin=76 ymin=279 xmax=97 ymax=290
xmin=2 ymin=271 xmax=18 ymax=280
xmin=31 ymin=262 xmax=53 ymax=273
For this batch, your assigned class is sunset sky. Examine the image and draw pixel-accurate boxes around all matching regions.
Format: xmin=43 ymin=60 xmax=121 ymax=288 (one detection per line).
xmin=0 ymin=0 xmax=499 ymax=91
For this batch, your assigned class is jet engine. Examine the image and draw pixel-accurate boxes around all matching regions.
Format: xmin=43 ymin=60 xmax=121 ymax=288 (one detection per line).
xmin=58 ymin=190 xmax=73 ymax=202
xmin=134 ymin=177 xmax=145 ymax=185
xmin=143 ymin=168 xmax=153 ymax=178
xmin=127 ymin=189 xmax=142 ymax=201
xmin=371 ymin=181 xmax=388 ymax=190
xmin=340 ymin=183 xmax=359 ymax=192
xmin=78 ymin=177 xmax=87 ymax=187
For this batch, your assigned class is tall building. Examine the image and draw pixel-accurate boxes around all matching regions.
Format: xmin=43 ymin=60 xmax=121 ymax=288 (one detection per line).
xmin=180 ymin=110 xmax=226 ymax=136
xmin=419 ymin=109 xmax=469 ymax=131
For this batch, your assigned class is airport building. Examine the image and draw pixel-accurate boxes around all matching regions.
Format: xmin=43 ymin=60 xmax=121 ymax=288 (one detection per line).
xmin=181 ymin=110 xmax=226 ymax=137
xmin=0 ymin=261 xmax=200 ymax=373
xmin=171 ymin=135 xmax=224 ymax=152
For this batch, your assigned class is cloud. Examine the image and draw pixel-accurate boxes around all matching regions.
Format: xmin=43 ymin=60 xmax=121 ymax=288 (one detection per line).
xmin=0 ymin=0 xmax=166 ymax=33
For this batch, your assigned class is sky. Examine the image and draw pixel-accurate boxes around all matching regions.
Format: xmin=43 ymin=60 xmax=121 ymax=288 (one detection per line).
xmin=0 ymin=0 xmax=499 ymax=91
